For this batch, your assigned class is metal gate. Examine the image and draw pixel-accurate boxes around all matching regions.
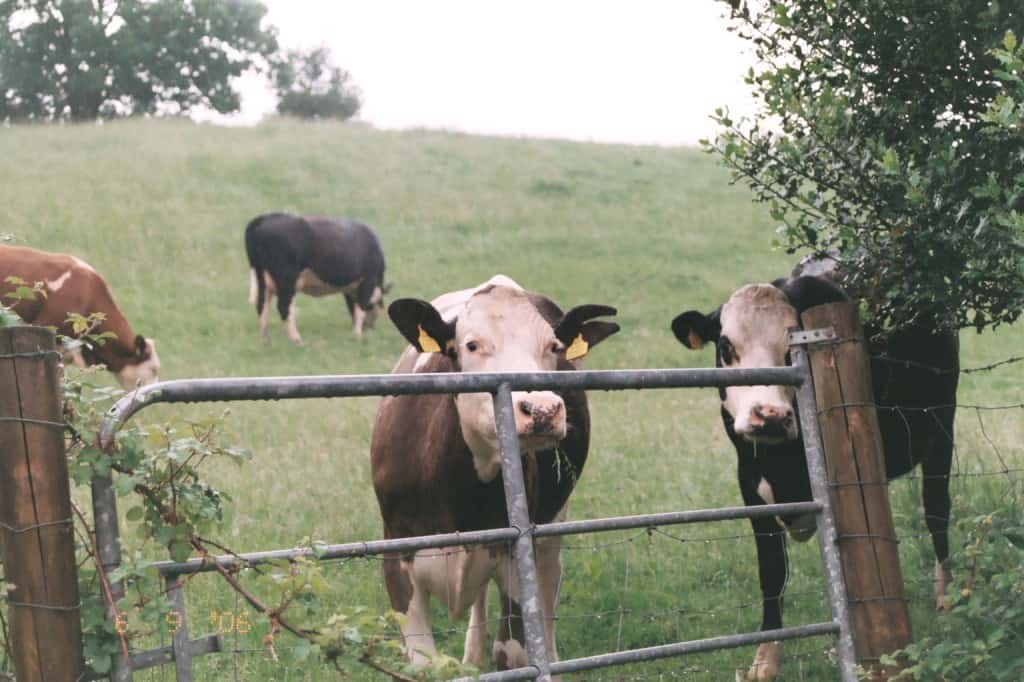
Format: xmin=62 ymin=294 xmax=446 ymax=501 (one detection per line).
xmin=91 ymin=331 xmax=857 ymax=681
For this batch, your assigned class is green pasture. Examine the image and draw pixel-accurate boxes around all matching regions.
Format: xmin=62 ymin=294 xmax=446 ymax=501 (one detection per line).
xmin=3 ymin=118 xmax=1022 ymax=680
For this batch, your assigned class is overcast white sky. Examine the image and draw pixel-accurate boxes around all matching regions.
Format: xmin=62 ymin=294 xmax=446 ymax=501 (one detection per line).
xmin=207 ymin=1 xmax=759 ymax=147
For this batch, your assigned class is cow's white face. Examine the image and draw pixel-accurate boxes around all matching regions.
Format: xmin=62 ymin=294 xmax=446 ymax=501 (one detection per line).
xmin=452 ymin=287 xmax=568 ymax=460
xmin=116 ymin=338 xmax=161 ymax=391
xmin=673 ymin=284 xmax=799 ymax=444
xmin=718 ymin=285 xmax=798 ymax=443
xmin=389 ymin=282 xmax=619 ymax=482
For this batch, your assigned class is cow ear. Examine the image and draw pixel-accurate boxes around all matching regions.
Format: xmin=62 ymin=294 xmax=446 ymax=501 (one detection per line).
xmin=388 ymin=299 xmax=455 ymax=353
xmin=671 ymin=309 xmax=720 ymax=350
xmin=778 ymin=276 xmax=848 ymax=315
xmin=555 ymin=305 xmax=619 ymax=361
xmin=134 ymin=334 xmax=148 ymax=358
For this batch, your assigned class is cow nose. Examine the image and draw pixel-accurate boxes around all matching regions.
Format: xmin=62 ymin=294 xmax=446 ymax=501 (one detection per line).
xmin=750 ymin=403 xmax=794 ymax=426
xmin=513 ymin=392 xmax=566 ymax=438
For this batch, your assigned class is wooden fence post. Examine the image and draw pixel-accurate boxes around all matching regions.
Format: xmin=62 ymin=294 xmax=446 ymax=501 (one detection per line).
xmin=801 ymin=302 xmax=912 ymax=678
xmin=0 ymin=326 xmax=83 ymax=681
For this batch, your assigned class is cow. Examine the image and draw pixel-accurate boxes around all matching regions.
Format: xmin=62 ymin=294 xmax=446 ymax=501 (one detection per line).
xmin=244 ymin=213 xmax=390 ymax=344
xmin=670 ymin=262 xmax=958 ymax=680
xmin=370 ymin=275 xmax=620 ymax=672
xmin=0 ymin=245 xmax=161 ymax=390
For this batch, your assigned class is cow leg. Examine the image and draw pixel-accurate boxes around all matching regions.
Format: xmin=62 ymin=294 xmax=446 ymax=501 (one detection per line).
xmin=383 ymin=556 xmax=437 ymax=663
xmin=535 ymin=535 xmax=563 ymax=664
xmin=463 ymin=588 xmax=489 ymax=667
xmin=492 ymin=553 xmax=528 ymax=672
xmin=922 ymin=425 xmax=954 ymax=610
xmin=352 ymin=304 xmax=366 ymax=339
xmin=747 ymin=516 xmax=788 ymax=680
xmin=258 ymin=289 xmax=274 ymax=343
xmin=344 ymin=294 xmax=356 ymax=321
xmin=275 ymin=281 xmax=303 ymax=345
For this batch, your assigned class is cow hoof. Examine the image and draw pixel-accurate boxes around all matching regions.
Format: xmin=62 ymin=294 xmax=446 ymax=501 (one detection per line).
xmin=745 ymin=641 xmax=782 ymax=680
xmin=934 ymin=560 xmax=952 ymax=611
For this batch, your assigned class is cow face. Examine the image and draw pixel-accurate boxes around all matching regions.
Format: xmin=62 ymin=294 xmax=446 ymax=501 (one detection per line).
xmin=363 ymin=285 xmax=386 ymax=329
xmin=389 ymin=286 xmax=618 ymax=476
xmin=671 ymin=276 xmax=848 ymax=444
xmin=115 ymin=336 xmax=161 ymax=391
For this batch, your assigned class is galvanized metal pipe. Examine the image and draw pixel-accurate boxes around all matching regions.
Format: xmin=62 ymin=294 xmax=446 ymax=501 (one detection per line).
xmin=98 ymin=367 xmax=803 ymax=447
xmin=467 ymin=622 xmax=841 ymax=681
xmin=791 ymin=345 xmax=859 ymax=682
xmin=90 ymin=474 xmax=132 ymax=682
xmin=151 ymin=527 xmax=519 ymax=576
xmin=493 ymin=383 xmax=552 ymax=681
xmin=145 ymin=502 xmax=820 ymax=577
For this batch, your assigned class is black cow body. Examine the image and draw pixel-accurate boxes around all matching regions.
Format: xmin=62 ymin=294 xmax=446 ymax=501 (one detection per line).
xmin=244 ymin=212 xmax=389 ymax=343
xmin=672 ymin=266 xmax=958 ymax=680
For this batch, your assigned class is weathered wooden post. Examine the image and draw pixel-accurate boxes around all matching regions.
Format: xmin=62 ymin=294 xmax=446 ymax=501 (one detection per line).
xmin=0 ymin=326 xmax=83 ymax=681
xmin=801 ymin=302 xmax=912 ymax=678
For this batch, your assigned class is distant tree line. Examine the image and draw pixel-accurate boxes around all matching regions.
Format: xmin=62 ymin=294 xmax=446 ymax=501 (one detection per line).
xmin=0 ymin=0 xmax=361 ymax=122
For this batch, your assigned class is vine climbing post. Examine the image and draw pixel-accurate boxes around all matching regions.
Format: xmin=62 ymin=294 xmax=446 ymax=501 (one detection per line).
xmin=0 ymin=326 xmax=83 ymax=681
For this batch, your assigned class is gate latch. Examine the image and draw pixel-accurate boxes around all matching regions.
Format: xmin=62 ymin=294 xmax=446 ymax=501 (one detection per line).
xmin=788 ymin=327 xmax=836 ymax=346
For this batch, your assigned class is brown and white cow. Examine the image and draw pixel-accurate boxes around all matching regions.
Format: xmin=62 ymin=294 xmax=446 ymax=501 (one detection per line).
xmin=671 ymin=269 xmax=958 ymax=680
xmin=371 ymin=276 xmax=619 ymax=671
xmin=1 ymin=245 xmax=161 ymax=390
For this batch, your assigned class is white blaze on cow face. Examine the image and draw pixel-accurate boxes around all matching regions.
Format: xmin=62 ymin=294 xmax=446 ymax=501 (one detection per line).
xmin=115 ymin=339 xmax=161 ymax=390
xmin=453 ymin=287 xmax=567 ymax=480
xmin=719 ymin=285 xmax=799 ymax=443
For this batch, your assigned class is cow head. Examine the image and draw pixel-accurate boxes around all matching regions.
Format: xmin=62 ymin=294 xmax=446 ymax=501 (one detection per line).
xmin=114 ymin=335 xmax=161 ymax=391
xmin=671 ymin=276 xmax=846 ymax=444
xmin=362 ymin=284 xmax=388 ymax=330
xmin=389 ymin=285 xmax=618 ymax=478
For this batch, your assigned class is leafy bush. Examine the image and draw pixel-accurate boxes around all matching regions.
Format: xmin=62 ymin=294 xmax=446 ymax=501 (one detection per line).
xmin=710 ymin=2 xmax=1024 ymax=333
xmin=883 ymin=500 xmax=1024 ymax=680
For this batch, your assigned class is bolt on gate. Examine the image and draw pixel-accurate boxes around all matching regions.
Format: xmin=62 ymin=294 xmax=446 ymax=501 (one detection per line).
xmin=91 ymin=330 xmax=858 ymax=681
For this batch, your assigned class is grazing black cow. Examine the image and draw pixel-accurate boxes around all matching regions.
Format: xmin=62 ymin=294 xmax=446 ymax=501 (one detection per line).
xmin=244 ymin=213 xmax=390 ymax=343
xmin=670 ymin=263 xmax=958 ymax=680
xmin=371 ymin=276 xmax=619 ymax=671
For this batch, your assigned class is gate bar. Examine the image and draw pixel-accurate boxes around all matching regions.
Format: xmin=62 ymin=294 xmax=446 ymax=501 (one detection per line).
xmin=98 ymin=367 xmax=804 ymax=447
xmin=469 ymin=621 xmax=841 ymax=681
xmin=145 ymin=501 xmax=822 ymax=577
xmin=493 ymin=383 xmax=552 ymax=680
xmin=791 ymin=341 xmax=858 ymax=682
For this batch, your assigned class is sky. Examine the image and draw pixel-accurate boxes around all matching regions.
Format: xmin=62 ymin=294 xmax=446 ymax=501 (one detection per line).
xmin=200 ymin=1 xmax=760 ymax=148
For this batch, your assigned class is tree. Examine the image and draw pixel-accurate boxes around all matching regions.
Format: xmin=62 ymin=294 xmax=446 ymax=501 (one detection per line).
xmin=272 ymin=46 xmax=361 ymax=121
xmin=708 ymin=1 xmax=1024 ymax=333
xmin=0 ymin=0 xmax=278 ymax=121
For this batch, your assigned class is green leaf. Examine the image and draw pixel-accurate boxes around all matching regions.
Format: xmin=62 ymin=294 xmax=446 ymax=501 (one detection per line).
xmin=1005 ymin=30 xmax=1018 ymax=52
xmin=168 ymin=540 xmax=191 ymax=563
xmin=125 ymin=506 xmax=144 ymax=522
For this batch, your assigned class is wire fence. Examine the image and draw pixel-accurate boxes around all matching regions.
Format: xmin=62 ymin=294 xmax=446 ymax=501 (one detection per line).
xmin=2 ymin=349 xmax=1021 ymax=681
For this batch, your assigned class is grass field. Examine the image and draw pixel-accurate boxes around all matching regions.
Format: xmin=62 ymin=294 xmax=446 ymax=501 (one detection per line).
xmin=3 ymin=118 xmax=1022 ymax=680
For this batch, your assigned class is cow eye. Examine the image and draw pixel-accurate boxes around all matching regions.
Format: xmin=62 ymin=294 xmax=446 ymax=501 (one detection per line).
xmin=550 ymin=341 xmax=564 ymax=354
xmin=466 ymin=341 xmax=479 ymax=353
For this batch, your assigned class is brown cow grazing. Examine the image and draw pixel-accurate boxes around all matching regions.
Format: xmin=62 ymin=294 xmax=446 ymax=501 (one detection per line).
xmin=1 ymin=245 xmax=161 ymax=390
xmin=371 ymin=275 xmax=619 ymax=672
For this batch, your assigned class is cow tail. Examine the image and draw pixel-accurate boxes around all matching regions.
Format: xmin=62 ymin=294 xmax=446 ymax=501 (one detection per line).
xmin=245 ymin=216 xmax=267 ymax=314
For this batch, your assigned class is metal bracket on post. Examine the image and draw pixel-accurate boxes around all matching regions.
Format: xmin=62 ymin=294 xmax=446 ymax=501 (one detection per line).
xmin=493 ymin=383 xmax=552 ymax=682
xmin=789 ymin=341 xmax=858 ymax=682
xmin=788 ymin=327 xmax=837 ymax=347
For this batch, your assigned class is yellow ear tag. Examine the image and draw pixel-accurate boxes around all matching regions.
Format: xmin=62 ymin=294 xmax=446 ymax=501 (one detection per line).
xmin=417 ymin=325 xmax=442 ymax=353
xmin=565 ymin=334 xmax=589 ymax=361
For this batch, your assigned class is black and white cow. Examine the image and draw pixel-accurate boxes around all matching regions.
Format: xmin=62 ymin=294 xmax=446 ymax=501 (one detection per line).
xmin=670 ymin=264 xmax=958 ymax=680
xmin=370 ymin=276 xmax=619 ymax=671
xmin=244 ymin=213 xmax=391 ymax=343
